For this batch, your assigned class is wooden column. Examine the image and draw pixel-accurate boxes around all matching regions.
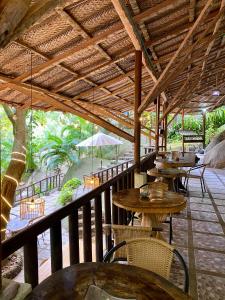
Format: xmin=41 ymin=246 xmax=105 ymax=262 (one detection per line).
xmin=182 ymin=109 xmax=185 ymax=154
xmin=202 ymin=111 xmax=206 ymax=149
xmin=155 ymin=96 xmax=160 ymax=153
xmin=134 ymin=50 xmax=142 ymax=173
xmin=163 ymin=102 xmax=168 ymax=151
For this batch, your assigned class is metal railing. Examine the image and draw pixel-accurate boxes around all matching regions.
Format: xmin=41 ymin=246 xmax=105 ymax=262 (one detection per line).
xmin=2 ymin=153 xmax=156 ymax=288
xmin=14 ymin=173 xmax=64 ymax=205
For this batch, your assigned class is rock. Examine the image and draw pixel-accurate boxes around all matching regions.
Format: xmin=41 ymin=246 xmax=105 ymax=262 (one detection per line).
xmin=205 ymin=130 xmax=225 ymax=153
xmin=1 ymin=278 xmax=32 ymax=300
xmin=204 ymin=139 xmax=225 ymax=168
xmin=1 ymin=280 xmax=19 ymax=300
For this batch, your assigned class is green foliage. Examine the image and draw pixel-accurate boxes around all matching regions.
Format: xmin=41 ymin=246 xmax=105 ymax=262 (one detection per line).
xmin=61 ymin=178 xmax=81 ymax=191
xmin=58 ymin=177 xmax=81 ymax=205
xmin=167 ymin=107 xmax=225 ymax=146
xmin=58 ymin=188 xmax=74 ymax=206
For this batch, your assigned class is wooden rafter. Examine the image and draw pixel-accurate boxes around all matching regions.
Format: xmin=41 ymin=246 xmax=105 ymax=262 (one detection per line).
xmin=111 ymin=0 xmax=168 ymax=103
xmin=0 ymin=0 xmax=63 ymax=48
xmin=138 ymin=0 xmax=215 ymax=113
xmin=0 ymin=75 xmax=134 ymax=142
xmin=167 ymin=108 xmax=183 ymax=127
xmin=199 ymin=0 xmax=225 ymax=81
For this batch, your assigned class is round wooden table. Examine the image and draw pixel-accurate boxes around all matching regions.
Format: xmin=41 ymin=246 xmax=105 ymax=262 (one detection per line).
xmin=113 ymin=188 xmax=186 ymax=227
xmin=147 ymin=168 xmax=187 ymax=191
xmin=154 ymin=157 xmax=195 ymax=169
xmin=25 ymin=263 xmax=190 ymax=299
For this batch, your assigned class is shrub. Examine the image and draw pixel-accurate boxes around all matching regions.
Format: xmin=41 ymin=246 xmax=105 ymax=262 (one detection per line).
xmin=61 ymin=178 xmax=81 ymax=191
xmin=58 ymin=188 xmax=74 ymax=205
xmin=58 ymin=177 xmax=81 ymax=205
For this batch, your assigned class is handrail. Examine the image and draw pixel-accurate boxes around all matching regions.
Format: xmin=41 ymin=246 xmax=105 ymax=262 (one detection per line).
xmin=91 ymin=154 xmax=150 ymax=183
xmin=2 ymin=152 xmax=156 ymax=288
xmin=14 ymin=173 xmax=64 ymax=204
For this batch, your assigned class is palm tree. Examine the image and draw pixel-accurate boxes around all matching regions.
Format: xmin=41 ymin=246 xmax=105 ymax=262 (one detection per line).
xmin=41 ymin=127 xmax=79 ymax=171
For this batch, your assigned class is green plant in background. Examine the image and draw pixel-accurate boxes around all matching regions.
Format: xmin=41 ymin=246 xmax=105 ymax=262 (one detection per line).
xmin=61 ymin=178 xmax=81 ymax=191
xmin=34 ymin=186 xmax=41 ymax=194
xmin=58 ymin=177 xmax=81 ymax=205
xmin=58 ymin=189 xmax=74 ymax=206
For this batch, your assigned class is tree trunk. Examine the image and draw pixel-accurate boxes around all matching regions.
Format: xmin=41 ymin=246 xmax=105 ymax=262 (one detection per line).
xmin=1 ymin=108 xmax=26 ymax=239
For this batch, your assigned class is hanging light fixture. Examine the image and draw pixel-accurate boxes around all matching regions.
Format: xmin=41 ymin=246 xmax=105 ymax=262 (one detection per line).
xmin=83 ymin=88 xmax=100 ymax=189
xmin=212 ymin=73 xmax=221 ymax=96
xmin=20 ymin=52 xmax=45 ymax=220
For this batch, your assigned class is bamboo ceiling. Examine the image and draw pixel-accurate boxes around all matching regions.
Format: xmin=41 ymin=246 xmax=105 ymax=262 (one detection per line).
xmin=0 ymin=0 xmax=225 ymax=138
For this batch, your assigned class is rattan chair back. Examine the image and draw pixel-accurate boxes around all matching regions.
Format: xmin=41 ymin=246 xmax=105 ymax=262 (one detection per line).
xmin=126 ymin=238 xmax=174 ymax=279
xmin=111 ymin=225 xmax=152 ymax=259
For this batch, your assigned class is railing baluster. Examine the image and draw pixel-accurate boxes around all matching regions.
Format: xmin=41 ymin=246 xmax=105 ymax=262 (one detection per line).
xmin=124 ymin=173 xmax=128 ymax=189
xmin=24 ymin=236 xmax=38 ymax=288
xmin=69 ymin=209 xmax=79 ymax=265
xmin=119 ymin=178 xmax=123 ymax=190
xmin=104 ymin=187 xmax=112 ymax=251
xmin=131 ymin=169 xmax=134 ymax=188
xmin=118 ymin=208 xmax=124 ymax=225
xmin=112 ymin=183 xmax=118 ymax=224
xmin=83 ymin=202 xmax=92 ymax=262
xmin=94 ymin=195 xmax=103 ymax=262
xmin=50 ymin=221 xmax=62 ymax=273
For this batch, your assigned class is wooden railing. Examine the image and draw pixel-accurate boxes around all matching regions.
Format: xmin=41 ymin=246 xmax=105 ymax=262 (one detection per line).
xmin=92 ymin=154 xmax=153 ymax=184
xmin=2 ymin=153 xmax=156 ymax=288
xmin=14 ymin=173 xmax=64 ymax=205
xmin=92 ymin=159 xmax=133 ymax=184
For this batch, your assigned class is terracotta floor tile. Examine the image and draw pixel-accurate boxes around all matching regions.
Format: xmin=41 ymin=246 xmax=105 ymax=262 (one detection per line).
xmin=197 ymin=273 xmax=225 ymax=300
xmin=193 ymin=232 xmax=225 ymax=251
xmin=191 ymin=211 xmax=218 ymax=222
xmin=195 ymin=249 xmax=225 ymax=274
xmin=189 ymin=197 xmax=212 ymax=204
xmin=190 ymin=203 xmax=215 ymax=212
xmin=192 ymin=220 xmax=223 ymax=234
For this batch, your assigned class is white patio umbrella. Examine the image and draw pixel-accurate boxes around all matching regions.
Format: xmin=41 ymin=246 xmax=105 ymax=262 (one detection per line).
xmin=76 ymin=132 xmax=123 ymax=169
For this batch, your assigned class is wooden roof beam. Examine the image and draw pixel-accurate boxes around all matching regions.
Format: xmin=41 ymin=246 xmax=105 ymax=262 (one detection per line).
xmin=138 ymin=0 xmax=215 ymax=114
xmin=111 ymin=0 xmax=168 ymax=103
xmin=199 ymin=0 xmax=225 ymax=81
xmin=0 ymin=75 xmax=134 ymax=142
xmin=0 ymin=0 xmax=63 ymax=48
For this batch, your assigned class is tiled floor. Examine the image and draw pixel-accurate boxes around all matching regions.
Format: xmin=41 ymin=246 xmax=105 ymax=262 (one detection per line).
xmin=165 ymin=168 xmax=225 ymax=300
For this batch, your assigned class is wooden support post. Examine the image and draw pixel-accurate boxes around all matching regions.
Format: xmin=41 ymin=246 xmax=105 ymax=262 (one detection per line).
xmin=182 ymin=109 xmax=185 ymax=155
xmin=155 ymin=97 xmax=160 ymax=153
xmin=163 ymin=103 xmax=168 ymax=151
xmin=134 ymin=50 xmax=142 ymax=173
xmin=202 ymin=111 xmax=206 ymax=149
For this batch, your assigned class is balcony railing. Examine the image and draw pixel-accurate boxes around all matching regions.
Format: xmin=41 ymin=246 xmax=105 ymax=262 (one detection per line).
xmin=2 ymin=152 xmax=156 ymax=288
xmin=14 ymin=173 xmax=64 ymax=205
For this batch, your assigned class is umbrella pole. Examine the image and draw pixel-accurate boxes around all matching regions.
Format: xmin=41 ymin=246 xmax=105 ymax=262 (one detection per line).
xmin=100 ymin=146 xmax=102 ymax=169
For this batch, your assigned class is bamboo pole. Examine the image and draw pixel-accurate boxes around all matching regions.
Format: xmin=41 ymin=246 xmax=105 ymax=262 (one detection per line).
xmin=134 ymin=50 xmax=142 ymax=173
xmin=202 ymin=111 xmax=206 ymax=149
xmin=182 ymin=109 xmax=185 ymax=155
xmin=155 ymin=97 xmax=160 ymax=154
xmin=163 ymin=102 xmax=169 ymax=151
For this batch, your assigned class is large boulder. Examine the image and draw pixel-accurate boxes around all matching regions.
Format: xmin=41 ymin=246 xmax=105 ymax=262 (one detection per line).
xmin=205 ymin=130 xmax=225 ymax=152
xmin=204 ymin=139 xmax=225 ymax=168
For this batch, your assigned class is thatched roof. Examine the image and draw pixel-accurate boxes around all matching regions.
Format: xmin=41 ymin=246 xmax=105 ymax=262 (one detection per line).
xmin=0 ymin=0 xmax=224 ymax=139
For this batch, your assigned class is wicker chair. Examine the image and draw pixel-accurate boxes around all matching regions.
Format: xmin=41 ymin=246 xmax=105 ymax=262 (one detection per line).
xmin=103 ymin=237 xmax=189 ymax=293
xmin=104 ymin=224 xmax=152 ymax=262
xmin=184 ymin=164 xmax=207 ymax=196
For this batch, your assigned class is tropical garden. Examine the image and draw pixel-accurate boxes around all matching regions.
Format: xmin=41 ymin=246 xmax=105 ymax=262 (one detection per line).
xmin=0 ymin=104 xmax=225 ymax=228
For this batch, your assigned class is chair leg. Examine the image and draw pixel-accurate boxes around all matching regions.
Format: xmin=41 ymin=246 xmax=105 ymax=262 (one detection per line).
xmin=169 ymin=215 xmax=173 ymax=244
xmin=200 ymin=178 xmax=204 ymax=197
xmin=131 ymin=212 xmax=135 ymax=226
xmin=202 ymin=178 xmax=207 ymax=192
